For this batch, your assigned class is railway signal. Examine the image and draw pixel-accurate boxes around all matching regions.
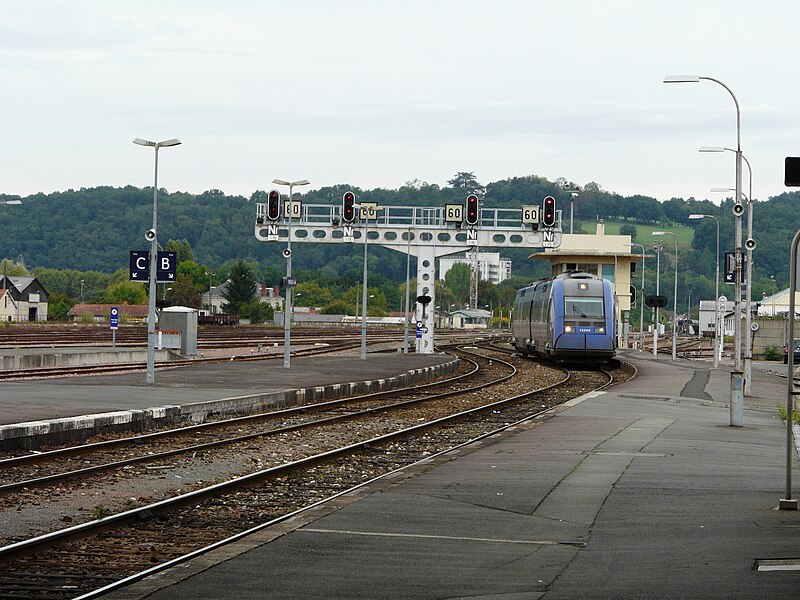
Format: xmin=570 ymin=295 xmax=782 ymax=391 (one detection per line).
xmin=542 ymin=196 xmax=556 ymax=227
xmin=267 ymin=189 xmax=281 ymax=220
xmin=645 ymin=295 xmax=668 ymax=308
xmin=342 ymin=191 xmax=356 ymax=223
xmin=465 ymin=194 xmax=479 ymax=225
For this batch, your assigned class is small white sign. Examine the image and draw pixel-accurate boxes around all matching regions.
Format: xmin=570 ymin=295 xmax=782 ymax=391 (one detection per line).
xmin=521 ymin=205 xmax=540 ymax=224
xmin=283 ymin=200 xmax=302 ymax=219
xmin=445 ymin=204 xmax=464 ymax=223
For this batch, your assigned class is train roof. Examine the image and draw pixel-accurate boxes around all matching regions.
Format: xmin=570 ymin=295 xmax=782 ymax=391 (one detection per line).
xmin=555 ymin=271 xmax=599 ymax=280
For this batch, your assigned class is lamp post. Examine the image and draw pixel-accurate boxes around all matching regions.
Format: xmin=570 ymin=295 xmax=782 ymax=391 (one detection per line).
xmin=133 ymin=137 xmax=181 ymax=385
xmin=80 ymin=279 xmax=85 ymax=303
xmin=664 ymin=74 xmax=743 ymax=426
xmin=703 ymin=147 xmax=754 ymax=392
xmin=624 ymin=242 xmax=646 ymax=353
xmin=354 ymin=204 xmax=384 ymax=360
xmin=653 ymin=231 xmax=678 ymax=360
xmin=272 ymin=178 xmax=310 ymax=369
xmin=712 ymin=186 xmax=754 ymax=393
xmin=689 ymin=214 xmax=721 ymax=367
xmin=205 ymin=271 xmax=215 ymax=314
xmin=403 ymin=228 xmax=412 ymax=354
xmin=770 ymin=275 xmax=776 ymax=316
xmin=653 ymin=244 xmax=662 ymax=358
xmin=569 ymin=192 xmax=578 ymax=234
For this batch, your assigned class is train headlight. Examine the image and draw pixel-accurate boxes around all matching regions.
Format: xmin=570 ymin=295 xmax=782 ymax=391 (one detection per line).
xmin=597 ymin=326 xmax=605 ymax=333
xmin=565 ymin=325 xmax=573 ymax=332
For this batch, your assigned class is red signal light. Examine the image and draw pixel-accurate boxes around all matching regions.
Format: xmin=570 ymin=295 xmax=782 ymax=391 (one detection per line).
xmin=542 ymin=195 xmax=556 ymax=227
xmin=267 ymin=189 xmax=281 ymax=220
xmin=465 ymin=194 xmax=479 ymax=225
xmin=342 ymin=191 xmax=356 ymax=223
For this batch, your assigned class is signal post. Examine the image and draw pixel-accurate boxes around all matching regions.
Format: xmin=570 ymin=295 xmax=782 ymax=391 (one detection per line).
xmin=255 ymin=194 xmax=562 ymax=354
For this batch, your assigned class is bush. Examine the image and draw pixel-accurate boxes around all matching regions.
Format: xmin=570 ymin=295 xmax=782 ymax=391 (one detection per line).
xmin=764 ymin=346 xmax=782 ymax=361
xmin=247 ymin=301 xmax=274 ymax=324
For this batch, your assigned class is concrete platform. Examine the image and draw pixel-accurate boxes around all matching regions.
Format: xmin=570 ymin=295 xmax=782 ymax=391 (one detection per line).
xmin=0 ymin=345 xmax=178 ymax=371
xmin=113 ymin=351 xmax=800 ymax=600
xmin=0 ymin=351 xmax=458 ymax=448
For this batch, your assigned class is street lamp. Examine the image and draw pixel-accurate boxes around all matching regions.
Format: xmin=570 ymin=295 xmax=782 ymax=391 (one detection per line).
xmin=272 ymin=178 xmax=310 ymax=369
xmin=204 ymin=271 xmax=215 ymax=314
xmin=624 ymin=242 xmax=646 ymax=353
xmin=689 ymin=214 xmax=721 ymax=367
xmin=653 ymin=231 xmax=678 ymax=360
xmin=133 ymin=137 xmax=181 ymax=385
xmin=770 ymin=275 xmax=776 ymax=316
xmin=703 ymin=146 xmax=755 ymax=393
xmin=652 ymin=244 xmax=662 ymax=358
xmin=403 ymin=228 xmax=412 ymax=354
xmin=354 ymin=203 xmax=384 ymax=360
xmin=569 ymin=192 xmax=578 ymax=234
xmin=664 ymin=74 xmax=744 ymax=426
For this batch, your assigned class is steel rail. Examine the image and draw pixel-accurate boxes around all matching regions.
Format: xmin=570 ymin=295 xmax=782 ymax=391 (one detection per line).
xmin=0 ymin=348 xmax=560 ymax=564
xmin=0 ymin=356 xmax=487 ymax=492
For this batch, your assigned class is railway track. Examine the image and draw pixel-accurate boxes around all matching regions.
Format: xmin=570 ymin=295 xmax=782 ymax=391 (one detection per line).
xmin=0 ymin=345 xmax=623 ymax=599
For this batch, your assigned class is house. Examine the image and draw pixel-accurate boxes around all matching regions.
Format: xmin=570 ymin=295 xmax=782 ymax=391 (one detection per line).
xmin=68 ymin=302 xmax=150 ymax=324
xmin=0 ymin=276 xmax=49 ymax=322
xmin=201 ymin=282 xmax=282 ymax=316
xmin=698 ymin=299 xmax=736 ymax=337
xmin=442 ymin=309 xmax=492 ymax=329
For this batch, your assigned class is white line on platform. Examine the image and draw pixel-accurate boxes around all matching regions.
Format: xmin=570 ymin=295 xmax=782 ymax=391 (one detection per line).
xmin=301 ymin=528 xmax=585 ymax=547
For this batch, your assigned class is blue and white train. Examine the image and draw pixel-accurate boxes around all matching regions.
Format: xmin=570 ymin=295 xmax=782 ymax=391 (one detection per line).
xmin=512 ymin=272 xmax=616 ymax=363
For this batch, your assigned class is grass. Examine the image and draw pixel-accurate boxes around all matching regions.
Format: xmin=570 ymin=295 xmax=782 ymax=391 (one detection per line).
xmin=577 ymin=220 xmax=694 ymax=247
xmin=777 ymin=405 xmax=800 ymax=425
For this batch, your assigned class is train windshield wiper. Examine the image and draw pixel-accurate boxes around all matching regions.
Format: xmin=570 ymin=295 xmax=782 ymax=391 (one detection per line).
xmin=572 ymin=305 xmax=586 ymax=317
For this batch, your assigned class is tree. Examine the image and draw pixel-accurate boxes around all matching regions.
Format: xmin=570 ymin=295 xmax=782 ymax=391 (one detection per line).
xmin=165 ymin=239 xmax=195 ymax=264
xmin=47 ymin=292 xmax=74 ymax=321
xmin=294 ymin=280 xmax=333 ymax=307
xmin=443 ymin=263 xmax=472 ymax=306
xmin=447 ymin=172 xmax=484 ymax=195
xmin=103 ymin=281 xmax=147 ymax=305
xmin=619 ymin=224 xmax=638 ymax=240
xmin=0 ymin=258 xmax=29 ymax=277
xmin=170 ymin=273 xmax=202 ymax=308
xmin=222 ymin=260 xmax=258 ymax=315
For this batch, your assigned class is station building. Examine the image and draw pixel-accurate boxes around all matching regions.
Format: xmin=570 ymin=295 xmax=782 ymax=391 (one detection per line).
xmin=530 ymin=221 xmax=640 ymax=348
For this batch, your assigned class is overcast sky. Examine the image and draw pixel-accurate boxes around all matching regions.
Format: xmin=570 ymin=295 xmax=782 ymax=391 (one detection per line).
xmin=2 ymin=0 xmax=798 ymax=204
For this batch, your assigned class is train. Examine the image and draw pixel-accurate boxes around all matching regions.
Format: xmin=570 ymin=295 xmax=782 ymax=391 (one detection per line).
xmin=512 ymin=272 xmax=616 ymax=363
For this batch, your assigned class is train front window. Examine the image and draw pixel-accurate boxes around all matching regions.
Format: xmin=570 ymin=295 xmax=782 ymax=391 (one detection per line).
xmin=565 ymin=297 xmax=604 ymax=319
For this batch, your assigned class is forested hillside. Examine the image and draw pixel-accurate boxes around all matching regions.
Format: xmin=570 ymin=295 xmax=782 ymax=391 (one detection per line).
xmin=1 ymin=174 xmax=799 ymax=314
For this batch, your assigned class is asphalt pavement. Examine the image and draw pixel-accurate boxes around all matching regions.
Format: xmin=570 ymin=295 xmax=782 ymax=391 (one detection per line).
xmin=108 ymin=350 xmax=800 ymax=599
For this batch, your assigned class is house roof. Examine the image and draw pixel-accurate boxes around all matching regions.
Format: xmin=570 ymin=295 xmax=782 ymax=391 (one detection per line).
xmin=8 ymin=276 xmax=35 ymax=290
xmin=68 ymin=302 xmax=150 ymax=318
